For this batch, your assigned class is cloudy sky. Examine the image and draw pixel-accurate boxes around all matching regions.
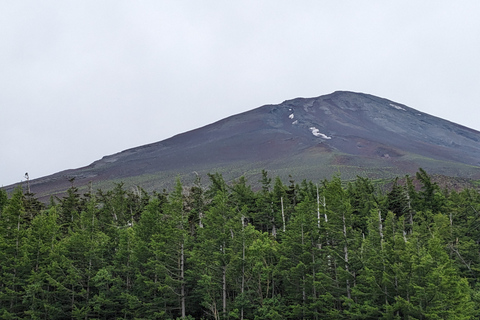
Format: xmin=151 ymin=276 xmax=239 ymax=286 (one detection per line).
xmin=2 ymin=1 xmax=480 ymax=186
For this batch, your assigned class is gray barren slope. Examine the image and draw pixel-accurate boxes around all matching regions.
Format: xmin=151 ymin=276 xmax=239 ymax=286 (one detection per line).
xmin=10 ymin=91 xmax=480 ymax=198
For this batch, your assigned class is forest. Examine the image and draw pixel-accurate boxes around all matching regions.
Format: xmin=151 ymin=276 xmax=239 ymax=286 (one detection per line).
xmin=1 ymin=168 xmax=480 ymax=319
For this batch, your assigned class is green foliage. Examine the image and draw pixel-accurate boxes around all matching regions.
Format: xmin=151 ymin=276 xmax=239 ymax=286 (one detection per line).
xmin=1 ymin=169 xmax=479 ymax=319
xmin=0 ymin=187 xmax=9 ymax=213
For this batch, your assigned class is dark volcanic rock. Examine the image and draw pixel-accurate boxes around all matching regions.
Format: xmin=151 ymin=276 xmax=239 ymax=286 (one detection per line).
xmin=7 ymin=91 xmax=480 ymax=198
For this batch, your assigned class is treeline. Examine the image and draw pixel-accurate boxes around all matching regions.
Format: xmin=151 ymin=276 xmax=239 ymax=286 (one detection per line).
xmin=1 ymin=169 xmax=480 ymax=319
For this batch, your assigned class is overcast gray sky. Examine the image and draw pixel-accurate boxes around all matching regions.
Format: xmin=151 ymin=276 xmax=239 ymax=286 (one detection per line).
xmin=2 ymin=1 xmax=480 ymax=186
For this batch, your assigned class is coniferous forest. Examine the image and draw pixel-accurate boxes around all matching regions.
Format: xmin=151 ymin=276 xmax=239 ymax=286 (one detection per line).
xmin=1 ymin=169 xmax=480 ymax=319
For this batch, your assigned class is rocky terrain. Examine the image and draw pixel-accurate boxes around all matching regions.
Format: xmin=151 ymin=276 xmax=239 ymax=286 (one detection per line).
xmin=7 ymin=91 xmax=480 ymax=198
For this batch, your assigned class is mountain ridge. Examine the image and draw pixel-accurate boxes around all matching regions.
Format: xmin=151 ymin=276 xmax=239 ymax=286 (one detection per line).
xmin=6 ymin=91 xmax=480 ymax=198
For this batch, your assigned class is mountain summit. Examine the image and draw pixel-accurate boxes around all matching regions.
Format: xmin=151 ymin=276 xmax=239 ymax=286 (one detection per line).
xmin=11 ymin=91 xmax=480 ymax=197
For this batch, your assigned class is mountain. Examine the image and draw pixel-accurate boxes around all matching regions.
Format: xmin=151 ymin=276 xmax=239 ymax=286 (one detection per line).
xmin=8 ymin=91 xmax=480 ymax=198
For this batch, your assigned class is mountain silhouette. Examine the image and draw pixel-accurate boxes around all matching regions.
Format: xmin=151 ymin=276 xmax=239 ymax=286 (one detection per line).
xmin=8 ymin=91 xmax=480 ymax=198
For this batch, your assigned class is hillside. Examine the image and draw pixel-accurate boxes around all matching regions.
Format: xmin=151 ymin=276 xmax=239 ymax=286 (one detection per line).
xmin=7 ymin=91 xmax=480 ymax=198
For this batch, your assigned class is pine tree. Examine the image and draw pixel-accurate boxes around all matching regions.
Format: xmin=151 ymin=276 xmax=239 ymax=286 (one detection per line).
xmin=0 ymin=188 xmax=8 ymax=214
xmin=248 ymin=232 xmax=280 ymax=320
xmin=278 ymin=194 xmax=322 ymax=319
xmin=58 ymin=181 xmax=83 ymax=233
xmin=253 ymin=170 xmax=275 ymax=234
xmin=111 ymin=226 xmax=139 ymax=318
xmin=192 ymin=181 xmax=239 ymax=319
xmin=0 ymin=187 xmax=29 ymax=318
xmin=408 ymin=221 xmax=474 ymax=319
xmin=134 ymin=196 xmax=171 ymax=318
xmin=386 ymin=177 xmax=410 ymax=217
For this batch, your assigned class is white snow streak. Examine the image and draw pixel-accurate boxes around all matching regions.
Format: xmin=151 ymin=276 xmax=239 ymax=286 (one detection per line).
xmin=309 ymin=127 xmax=331 ymax=139
xmin=390 ymin=103 xmax=406 ymax=111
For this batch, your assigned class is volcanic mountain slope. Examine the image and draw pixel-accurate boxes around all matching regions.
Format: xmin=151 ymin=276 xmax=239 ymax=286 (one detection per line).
xmin=11 ymin=91 xmax=480 ymax=198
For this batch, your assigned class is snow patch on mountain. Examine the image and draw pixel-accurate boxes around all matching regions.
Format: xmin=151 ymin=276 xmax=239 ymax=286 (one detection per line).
xmin=390 ymin=103 xmax=406 ymax=111
xmin=310 ymin=127 xmax=332 ymax=139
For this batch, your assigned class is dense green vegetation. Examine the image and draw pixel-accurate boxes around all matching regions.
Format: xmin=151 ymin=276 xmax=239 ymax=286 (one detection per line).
xmin=1 ymin=169 xmax=480 ymax=319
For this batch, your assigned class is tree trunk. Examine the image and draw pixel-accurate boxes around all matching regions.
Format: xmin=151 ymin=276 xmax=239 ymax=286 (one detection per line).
xmin=181 ymin=242 xmax=186 ymax=319
xmin=312 ymin=252 xmax=318 ymax=320
xmin=378 ymin=210 xmax=384 ymax=250
xmin=241 ymin=238 xmax=245 ymax=320
xmin=405 ymin=190 xmax=413 ymax=233
xmin=378 ymin=210 xmax=387 ymax=305
xmin=316 ymin=185 xmax=321 ymax=229
xmin=323 ymin=195 xmax=328 ymax=222
xmin=222 ymin=265 xmax=227 ymax=319
xmin=342 ymin=212 xmax=351 ymax=300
